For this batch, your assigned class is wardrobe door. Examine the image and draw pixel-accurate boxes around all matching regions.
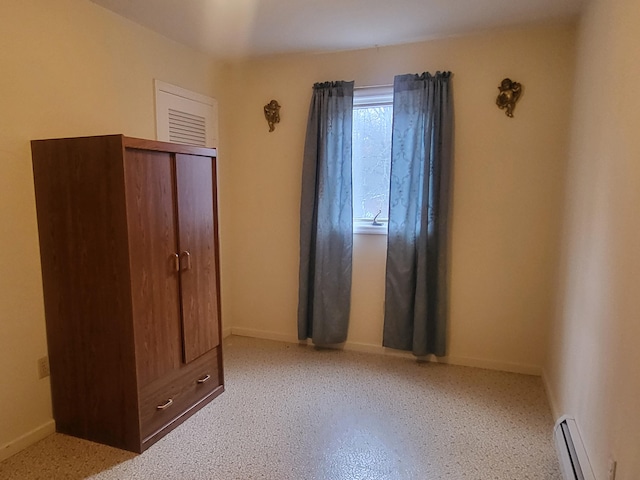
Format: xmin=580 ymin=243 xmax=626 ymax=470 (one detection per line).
xmin=124 ymin=149 xmax=183 ymax=386
xmin=175 ymin=153 xmax=220 ymax=363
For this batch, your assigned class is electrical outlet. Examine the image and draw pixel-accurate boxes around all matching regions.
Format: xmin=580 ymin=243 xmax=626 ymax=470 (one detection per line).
xmin=37 ymin=356 xmax=50 ymax=379
xmin=608 ymin=459 xmax=617 ymax=480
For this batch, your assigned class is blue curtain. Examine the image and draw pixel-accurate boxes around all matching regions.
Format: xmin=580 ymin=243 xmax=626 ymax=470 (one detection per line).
xmin=383 ymin=72 xmax=453 ymax=357
xmin=298 ymin=81 xmax=354 ymax=345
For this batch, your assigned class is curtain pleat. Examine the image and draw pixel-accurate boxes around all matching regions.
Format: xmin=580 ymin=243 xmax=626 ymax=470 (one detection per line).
xmin=383 ymin=72 xmax=453 ymax=357
xmin=298 ymin=81 xmax=354 ymax=345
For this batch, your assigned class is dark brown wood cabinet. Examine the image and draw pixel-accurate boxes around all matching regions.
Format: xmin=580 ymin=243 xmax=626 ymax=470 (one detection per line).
xmin=31 ymin=135 xmax=224 ymax=453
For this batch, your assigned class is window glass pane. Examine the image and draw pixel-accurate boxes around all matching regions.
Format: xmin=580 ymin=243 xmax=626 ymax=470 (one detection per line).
xmin=352 ymin=105 xmax=392 ymax=220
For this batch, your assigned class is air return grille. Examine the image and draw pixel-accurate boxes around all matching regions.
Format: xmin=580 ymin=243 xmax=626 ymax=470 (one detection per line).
xmin=168 ymin=109 xmax=207 ymax=147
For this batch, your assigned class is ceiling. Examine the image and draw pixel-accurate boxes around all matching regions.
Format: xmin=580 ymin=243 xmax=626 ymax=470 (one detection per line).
xmin=89 ymin=0 xmax=586 ymax=60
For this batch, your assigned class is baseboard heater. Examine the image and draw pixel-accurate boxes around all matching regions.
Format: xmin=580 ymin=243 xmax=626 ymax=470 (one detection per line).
xmin=554 ymin=415 xmax=596 ymax=480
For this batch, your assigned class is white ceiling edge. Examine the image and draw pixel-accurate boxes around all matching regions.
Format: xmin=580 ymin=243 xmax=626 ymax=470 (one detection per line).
xmin=89 ymin=0 xmax=586 ymax=60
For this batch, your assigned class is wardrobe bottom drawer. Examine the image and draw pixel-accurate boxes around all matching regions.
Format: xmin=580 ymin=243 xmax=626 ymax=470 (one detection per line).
xmin=139 ymin=347 xmax=222 ymax=443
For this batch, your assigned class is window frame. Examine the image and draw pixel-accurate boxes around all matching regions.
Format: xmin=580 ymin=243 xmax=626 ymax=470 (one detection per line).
xmin=352 ymin=85 xmax=393 ymax=236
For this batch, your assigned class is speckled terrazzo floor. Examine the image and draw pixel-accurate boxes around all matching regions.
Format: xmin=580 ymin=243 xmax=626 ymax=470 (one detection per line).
xmin=0 ymin=335 xmax=561 ymax=479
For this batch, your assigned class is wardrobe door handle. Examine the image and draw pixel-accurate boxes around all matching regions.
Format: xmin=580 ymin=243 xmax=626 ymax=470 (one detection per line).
xmin=180 ymin=251 xmax=192 ymax=271
xmin=197 ymin=374 xmax=211 ymax=384
xmin=171 ymin=253 xmax=180 ymax=272
xmin=156 ymin=398 xmax=173 ymax=410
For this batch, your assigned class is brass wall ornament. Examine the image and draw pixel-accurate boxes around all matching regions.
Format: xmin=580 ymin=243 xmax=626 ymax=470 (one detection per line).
xmin=264 ymin=99 xmax=281 ymax=132
xmin=496 ymin=78 xmax=522 ymax=118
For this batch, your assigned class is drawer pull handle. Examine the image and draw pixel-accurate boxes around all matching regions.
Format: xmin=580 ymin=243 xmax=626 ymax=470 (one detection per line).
xmin=197 ymin=374 xmax=211 ymax=384
xmin=156 ymin=398 xmax=173 ymax=410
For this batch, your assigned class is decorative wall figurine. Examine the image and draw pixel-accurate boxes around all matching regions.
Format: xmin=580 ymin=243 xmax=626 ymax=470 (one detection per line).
xmin=264 ymin=100 xmax=281 ymax=132
xmin=496 ymin=78 xmax=522 ymax=118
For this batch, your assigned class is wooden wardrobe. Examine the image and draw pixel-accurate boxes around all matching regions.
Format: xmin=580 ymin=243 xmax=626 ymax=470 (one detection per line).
xmin=31 ymin=135 xmax=224 ymax=453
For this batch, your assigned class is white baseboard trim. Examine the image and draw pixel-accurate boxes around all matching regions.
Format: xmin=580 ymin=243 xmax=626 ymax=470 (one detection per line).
xmin=229 ymin=327 xmax=542 ymax=376
xmin=442 ymin=355 xmax=542 ymax=376
xmin=541 ymin=368 xmax=561 ymax=420
xmin=231 ymin=327 xmax=299 ymax=344
xmin=0 ymin=420 xmax=55 ymax=462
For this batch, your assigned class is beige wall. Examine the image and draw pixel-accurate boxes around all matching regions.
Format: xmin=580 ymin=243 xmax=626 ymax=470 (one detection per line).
xmin=10 ymin=0 xmax=624 ymax=467
xmin=0 ymin=0 xmax=222 ymax=458
xmin=545 ymin=0 xmax=640 ymax=478
xmin=221 ymin=24 xmax=576 ymax=374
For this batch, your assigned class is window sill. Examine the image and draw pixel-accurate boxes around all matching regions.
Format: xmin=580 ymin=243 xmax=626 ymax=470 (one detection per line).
xmin=353 ymin=221 xmax=388 ymax=235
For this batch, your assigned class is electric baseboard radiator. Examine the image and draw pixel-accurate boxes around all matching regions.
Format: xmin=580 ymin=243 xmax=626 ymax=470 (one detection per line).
xmin=554 ymin=416 xmax=596 ymax=480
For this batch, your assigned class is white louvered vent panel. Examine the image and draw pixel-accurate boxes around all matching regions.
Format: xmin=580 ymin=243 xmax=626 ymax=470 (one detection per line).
xmin=168 ymin=109 xmax=207 ymax=147
xmin=155 ymin=80 xmax=218 ymax=148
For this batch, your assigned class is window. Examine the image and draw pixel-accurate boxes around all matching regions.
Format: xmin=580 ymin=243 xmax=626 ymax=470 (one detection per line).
xmin=352 ymin=86 xmax=393 ymax=234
